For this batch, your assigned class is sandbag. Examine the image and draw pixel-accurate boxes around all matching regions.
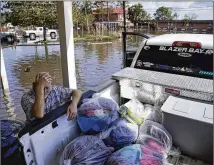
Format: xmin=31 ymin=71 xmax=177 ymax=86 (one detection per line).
xmin=97 ymin=118 xmax=138 ymax=149
xmin=77 ymin=97 xmax=119 ymax=134
xmin=59 ymin=135 xmax=113 ymax=165
xmin=136 ymin=120 xmax=172 ymax=153
xmin=106 ymin=144 xmax=166 ymax=165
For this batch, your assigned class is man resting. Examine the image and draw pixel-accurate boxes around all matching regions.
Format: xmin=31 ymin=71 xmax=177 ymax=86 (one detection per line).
xmin=21 ymin=72 xmax=82 ymax=123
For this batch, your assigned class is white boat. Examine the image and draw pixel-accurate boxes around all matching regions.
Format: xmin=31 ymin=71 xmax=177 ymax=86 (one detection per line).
xmin=3 ymin=33 xmax=212 ymax=165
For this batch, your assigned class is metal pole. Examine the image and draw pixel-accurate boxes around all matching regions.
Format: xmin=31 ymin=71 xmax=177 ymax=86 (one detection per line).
xmin=122 ymin=32 xmax=126 ymax=69
xmin=123 ymin=1 xmax=126 ymax=33
xmin=122 ymin=1 xmax=127 ymax=68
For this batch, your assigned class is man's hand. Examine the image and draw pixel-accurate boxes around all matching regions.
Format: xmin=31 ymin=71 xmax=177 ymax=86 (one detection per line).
xmin=66 ymin=103 xmax=77 ymax=120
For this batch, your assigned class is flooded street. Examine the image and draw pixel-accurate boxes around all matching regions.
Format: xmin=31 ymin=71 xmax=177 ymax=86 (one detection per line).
xmin=1 ymin=36 xmax=145 ymax=122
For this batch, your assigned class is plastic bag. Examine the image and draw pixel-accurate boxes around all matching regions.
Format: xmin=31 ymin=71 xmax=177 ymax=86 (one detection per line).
xmin=125 ymin=92 xmax=145 ymax=119
xmin=106 ymin=144 xmax=166 ymax=165
xmin=97 ymin=118 xmax=138 ymax=148
xmin=77 ymin=97 xmax=119 ymax=134
xmin=136 ymin=120 xmax=172 ymax=153
xmin=119 ymin=93 xmax=153 ymax=125
xmin=59 ymin=135 xmax=113 ymax=165
xmin=146 ymin=107 xmax=163 ymax=124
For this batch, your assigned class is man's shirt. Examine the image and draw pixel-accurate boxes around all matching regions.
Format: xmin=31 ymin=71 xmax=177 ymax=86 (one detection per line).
xmin=21 ymin=85 xmax=72 ymax=123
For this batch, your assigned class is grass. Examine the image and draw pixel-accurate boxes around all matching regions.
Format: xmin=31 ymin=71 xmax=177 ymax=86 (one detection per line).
xmin=74 ymin=34 xmax=120 ymax=42
xmin=39 ymin=34 xmax=120 ymax=43
xmin=40 ymin=40 xmax=59 ymax=44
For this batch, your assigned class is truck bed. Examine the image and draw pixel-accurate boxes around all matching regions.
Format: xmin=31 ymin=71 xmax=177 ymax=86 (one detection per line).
xmin=167 ymin=155 xmax=212 ymax=165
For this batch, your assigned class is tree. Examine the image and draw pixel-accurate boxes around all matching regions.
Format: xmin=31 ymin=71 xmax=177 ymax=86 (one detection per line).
xmin=145 ymin=13 xmax=152 ymax=20
xmin=72 ymin=3 xmax=83 ymax=36
xmin=3 ymin=2 xmax=58 ymax=27
xmin=154 ymin=6 xmax=177 ymax=21
xmin=81 ymin=1 xmax=93 ymax=33
xmin=72 ymin=1 xmax=95 ymax=36
xmin=1 ymin=2 xmax=9 ymax=26
xmin=183 ymin=13 xmax=198 ymax=27
xmin=0 ymin=13 xmax=6 ymax=26
xmin=128 ymin=3 xmax=149 ymax=28
xmin=184 ymin=13 xmax=198 ymax=21
xmin=3 ymin=1 xmax=58 ymax=41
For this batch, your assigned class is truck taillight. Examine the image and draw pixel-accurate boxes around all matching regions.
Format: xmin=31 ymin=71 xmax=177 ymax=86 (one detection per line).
xmin=172 ymin=41 xmax=201 ymax=48
xmin=165 ymin=88 xmax=180 ymax=96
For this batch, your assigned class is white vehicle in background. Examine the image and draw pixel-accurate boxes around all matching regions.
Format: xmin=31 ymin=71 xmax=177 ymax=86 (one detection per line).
xmin=23 ymin=27 xmax=57 ymax=40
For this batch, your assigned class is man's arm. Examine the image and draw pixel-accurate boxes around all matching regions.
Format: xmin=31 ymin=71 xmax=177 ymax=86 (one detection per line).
xmin=31 ymin=73 xmax=52 ymax=118
xmin=67 ymin=89 xmax=82 ymax=120
xmin=32 ymin=85 xmax=45 ymax=118
xmin=71 ymin=89 xmax=82 ymax=105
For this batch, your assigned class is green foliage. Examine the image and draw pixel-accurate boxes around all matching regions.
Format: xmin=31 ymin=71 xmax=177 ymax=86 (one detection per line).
xmin=154 ymin=6 xmax=177 ymax=21
xmin=72 ymin=1 xmax=95 ymax=33
xmin=0 ymin=13 xmax=6 ymax=25
xmin=184 ymin=13 xmax=198 ymax=21
xmin=128 ymin=3 xmax=149 ymax=26
xmin=2 ymin=1 xmax=95 ymax=32
xmin=3 ymin=1 xmax=58 ymax=27
xmin=183 ymin=13 xmax=197 ymax=27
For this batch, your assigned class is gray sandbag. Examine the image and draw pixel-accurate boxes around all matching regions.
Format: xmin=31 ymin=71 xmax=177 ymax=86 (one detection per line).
xmin=59 ymin=135 xmax=113 ymax=165
xmin=97 ymin=118 xmax=138 ymax=149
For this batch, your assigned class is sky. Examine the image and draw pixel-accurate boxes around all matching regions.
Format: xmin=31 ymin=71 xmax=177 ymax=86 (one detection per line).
xmin=130 ymin=1 xmax=213 ymax=20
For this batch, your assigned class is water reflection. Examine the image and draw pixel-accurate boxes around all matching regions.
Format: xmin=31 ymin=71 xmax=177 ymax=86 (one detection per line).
xmin=20 ymin=36 xmax=58 ymax=45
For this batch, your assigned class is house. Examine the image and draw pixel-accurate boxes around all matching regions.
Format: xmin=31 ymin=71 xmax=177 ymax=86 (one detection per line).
xmin=156 ymin=20 xmax=213 ymax=33
xmin=92 ymin=7 xmax=133 ymax=30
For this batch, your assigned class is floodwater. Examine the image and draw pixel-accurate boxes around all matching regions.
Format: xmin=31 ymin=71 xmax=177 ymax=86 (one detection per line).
xmin=0 ymin=35 xmax=145 ymax=122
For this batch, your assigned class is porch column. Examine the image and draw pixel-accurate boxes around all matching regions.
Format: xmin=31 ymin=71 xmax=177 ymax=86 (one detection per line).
xmin=57 ymin=2 xmax=77 ymax=89
xmin=1 ymin=48 xmax=9 ymax=92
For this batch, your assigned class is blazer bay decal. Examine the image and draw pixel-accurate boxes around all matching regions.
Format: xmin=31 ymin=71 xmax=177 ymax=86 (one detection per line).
xmin=159 ymin=46 xmax=213 ymax=55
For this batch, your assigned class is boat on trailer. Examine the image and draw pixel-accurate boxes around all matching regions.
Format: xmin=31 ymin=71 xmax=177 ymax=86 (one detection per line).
xmin=3 ymin=32 xmax=213 ymax=165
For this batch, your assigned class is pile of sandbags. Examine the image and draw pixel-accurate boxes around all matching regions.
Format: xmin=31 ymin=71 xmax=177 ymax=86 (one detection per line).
xmin=60 ymin=96 xmax=172 ymax=165
xmin=105 ymin=120 xmax=172 ymax=165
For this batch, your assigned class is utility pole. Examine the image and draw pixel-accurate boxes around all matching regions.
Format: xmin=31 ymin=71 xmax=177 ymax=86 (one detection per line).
xmin=122 ymin=1 xmax=126 ymax=32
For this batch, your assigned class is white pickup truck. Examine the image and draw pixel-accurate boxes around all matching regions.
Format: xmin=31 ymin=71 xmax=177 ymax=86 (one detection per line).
xmin=23 ymin=27 xmax=57 ymax=40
